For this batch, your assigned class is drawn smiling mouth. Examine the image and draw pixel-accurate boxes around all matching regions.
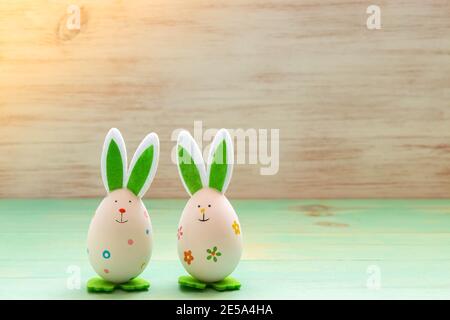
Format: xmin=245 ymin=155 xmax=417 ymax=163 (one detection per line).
xmin=198 ymin=213 xmax=210 ymax=222
xmin=115 ymin=216 xmax=128 ymax=224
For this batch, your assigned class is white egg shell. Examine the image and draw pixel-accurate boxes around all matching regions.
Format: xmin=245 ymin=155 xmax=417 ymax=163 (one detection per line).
xmin=87 ymin=189 xmax=153 ymax=283
xmin=177 ymin=188 xmax=243 ymax=283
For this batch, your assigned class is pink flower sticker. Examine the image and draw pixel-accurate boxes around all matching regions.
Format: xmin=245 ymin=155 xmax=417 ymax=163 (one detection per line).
xmin=177 ymin=226 xmax=183 ymax=240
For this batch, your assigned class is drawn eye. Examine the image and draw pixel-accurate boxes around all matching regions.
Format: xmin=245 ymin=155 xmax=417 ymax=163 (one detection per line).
xmin=129 ymin=200 xmax=132 ymax=203
xmin=197 ymin=205 xmax=201 ymax=208
xmin=208 ymin=204 xmax=211 ymax=207
xmin=114 ymin=200 xmax=118 ymax=203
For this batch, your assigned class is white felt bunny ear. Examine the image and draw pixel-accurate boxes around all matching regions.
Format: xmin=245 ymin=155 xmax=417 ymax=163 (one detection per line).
xmin=206 ymin=128 xmax=234 ymax=194
xmin=176 ymin=130 xmax=207 ymax=196
xmin=101 ymin=128 xmax=127 ymax=193
xmin=125 ymin=133 xmax=160 ymax=198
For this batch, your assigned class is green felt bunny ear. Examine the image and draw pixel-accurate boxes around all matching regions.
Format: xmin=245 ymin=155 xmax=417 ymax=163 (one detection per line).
xmin=176 ymin=130 xmax=207 ymax=196
xmin=101 ymin=128 xmax=127 ymax=193
xmin=126 ymin=133 xmax=160 ymax=198
xmin=207 ymin=129 xmax=234 ymax=194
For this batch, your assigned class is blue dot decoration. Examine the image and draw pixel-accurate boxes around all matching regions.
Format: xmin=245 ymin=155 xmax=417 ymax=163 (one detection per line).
xmin=102 ymin=250 xmax=111 ymax=259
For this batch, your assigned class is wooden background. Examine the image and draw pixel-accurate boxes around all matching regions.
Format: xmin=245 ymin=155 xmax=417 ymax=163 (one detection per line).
xmin=0 ymin=0 xmax=449 ymax=199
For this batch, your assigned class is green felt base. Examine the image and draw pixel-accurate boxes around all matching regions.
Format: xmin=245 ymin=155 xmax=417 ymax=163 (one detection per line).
xmin=178 ymin=275 xmax=241 ymax=291
xmin=87 ymin=277 xmax=150 ymax=293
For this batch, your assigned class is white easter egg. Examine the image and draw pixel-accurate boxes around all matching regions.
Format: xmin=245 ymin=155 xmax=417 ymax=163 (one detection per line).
xmin=177 ymin=188 xmax=243 ymax=283
xmin=87 ymin=188 xmax=153 ymax=283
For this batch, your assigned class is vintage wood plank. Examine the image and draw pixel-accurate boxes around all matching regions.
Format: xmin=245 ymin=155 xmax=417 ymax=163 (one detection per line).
xmin=0 ymin=199 xmax=450 ymax=299
xmin=0 ymin=1 xmax=450 ymax=198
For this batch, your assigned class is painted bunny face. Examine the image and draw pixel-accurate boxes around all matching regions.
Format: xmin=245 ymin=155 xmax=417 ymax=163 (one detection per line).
xmin=87 ymin=128 xmax=158 ymax=283
xmin=176 ymin=129 xmax=243 ymax=283
xmin=96 ymin=189 xmax=145 ymax=228
xmin=184 ymin=188 xmax=229 ymax=225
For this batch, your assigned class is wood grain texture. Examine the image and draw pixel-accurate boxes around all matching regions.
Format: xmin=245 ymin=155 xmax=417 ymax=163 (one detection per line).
xmin=1 ymin=199 xmax=450 ymax=299
xmin=0 ymin=1 xmax=450 ymax=198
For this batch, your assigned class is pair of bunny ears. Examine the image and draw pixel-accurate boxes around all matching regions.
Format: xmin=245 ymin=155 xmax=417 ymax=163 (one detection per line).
xmin=101 ymin=128 xmax=232 ymax=197
xmin=177 ymin=129 xmax=234 ymax=196
xmin=101 ymin=128 xmax=159 ymax=198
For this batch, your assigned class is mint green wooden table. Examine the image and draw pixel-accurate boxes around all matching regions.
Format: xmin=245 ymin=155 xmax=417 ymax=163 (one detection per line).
xmin=1 ymin=199 xmax=450 ymax=299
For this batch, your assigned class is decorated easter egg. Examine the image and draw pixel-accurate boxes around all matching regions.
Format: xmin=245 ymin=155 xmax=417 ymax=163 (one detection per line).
xmin=87 ymin=128 xmax=159 ymax=284
xmin=177 ymin=188 xmax=242 ymax=283
xmin=176 ymin=129 xmax=243 ymax=283
xmin=87 ymin=189 xmax=153 ymax=283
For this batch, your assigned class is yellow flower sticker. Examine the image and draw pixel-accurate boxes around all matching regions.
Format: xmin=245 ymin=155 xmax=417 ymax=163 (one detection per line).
xmin=232 ymin=220 xmax=240 ymax=235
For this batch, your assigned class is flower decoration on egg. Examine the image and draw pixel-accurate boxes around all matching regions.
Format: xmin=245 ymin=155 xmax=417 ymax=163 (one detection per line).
xmin=177 ymin=226 xmax=183 ymax=240
xmin=232 ymin=221 xmax=240 ymax=235
xmin=184 ymin=250 xmax=194 ymax=265
xmin=206 ymin=246 xmax=222 ymax=262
